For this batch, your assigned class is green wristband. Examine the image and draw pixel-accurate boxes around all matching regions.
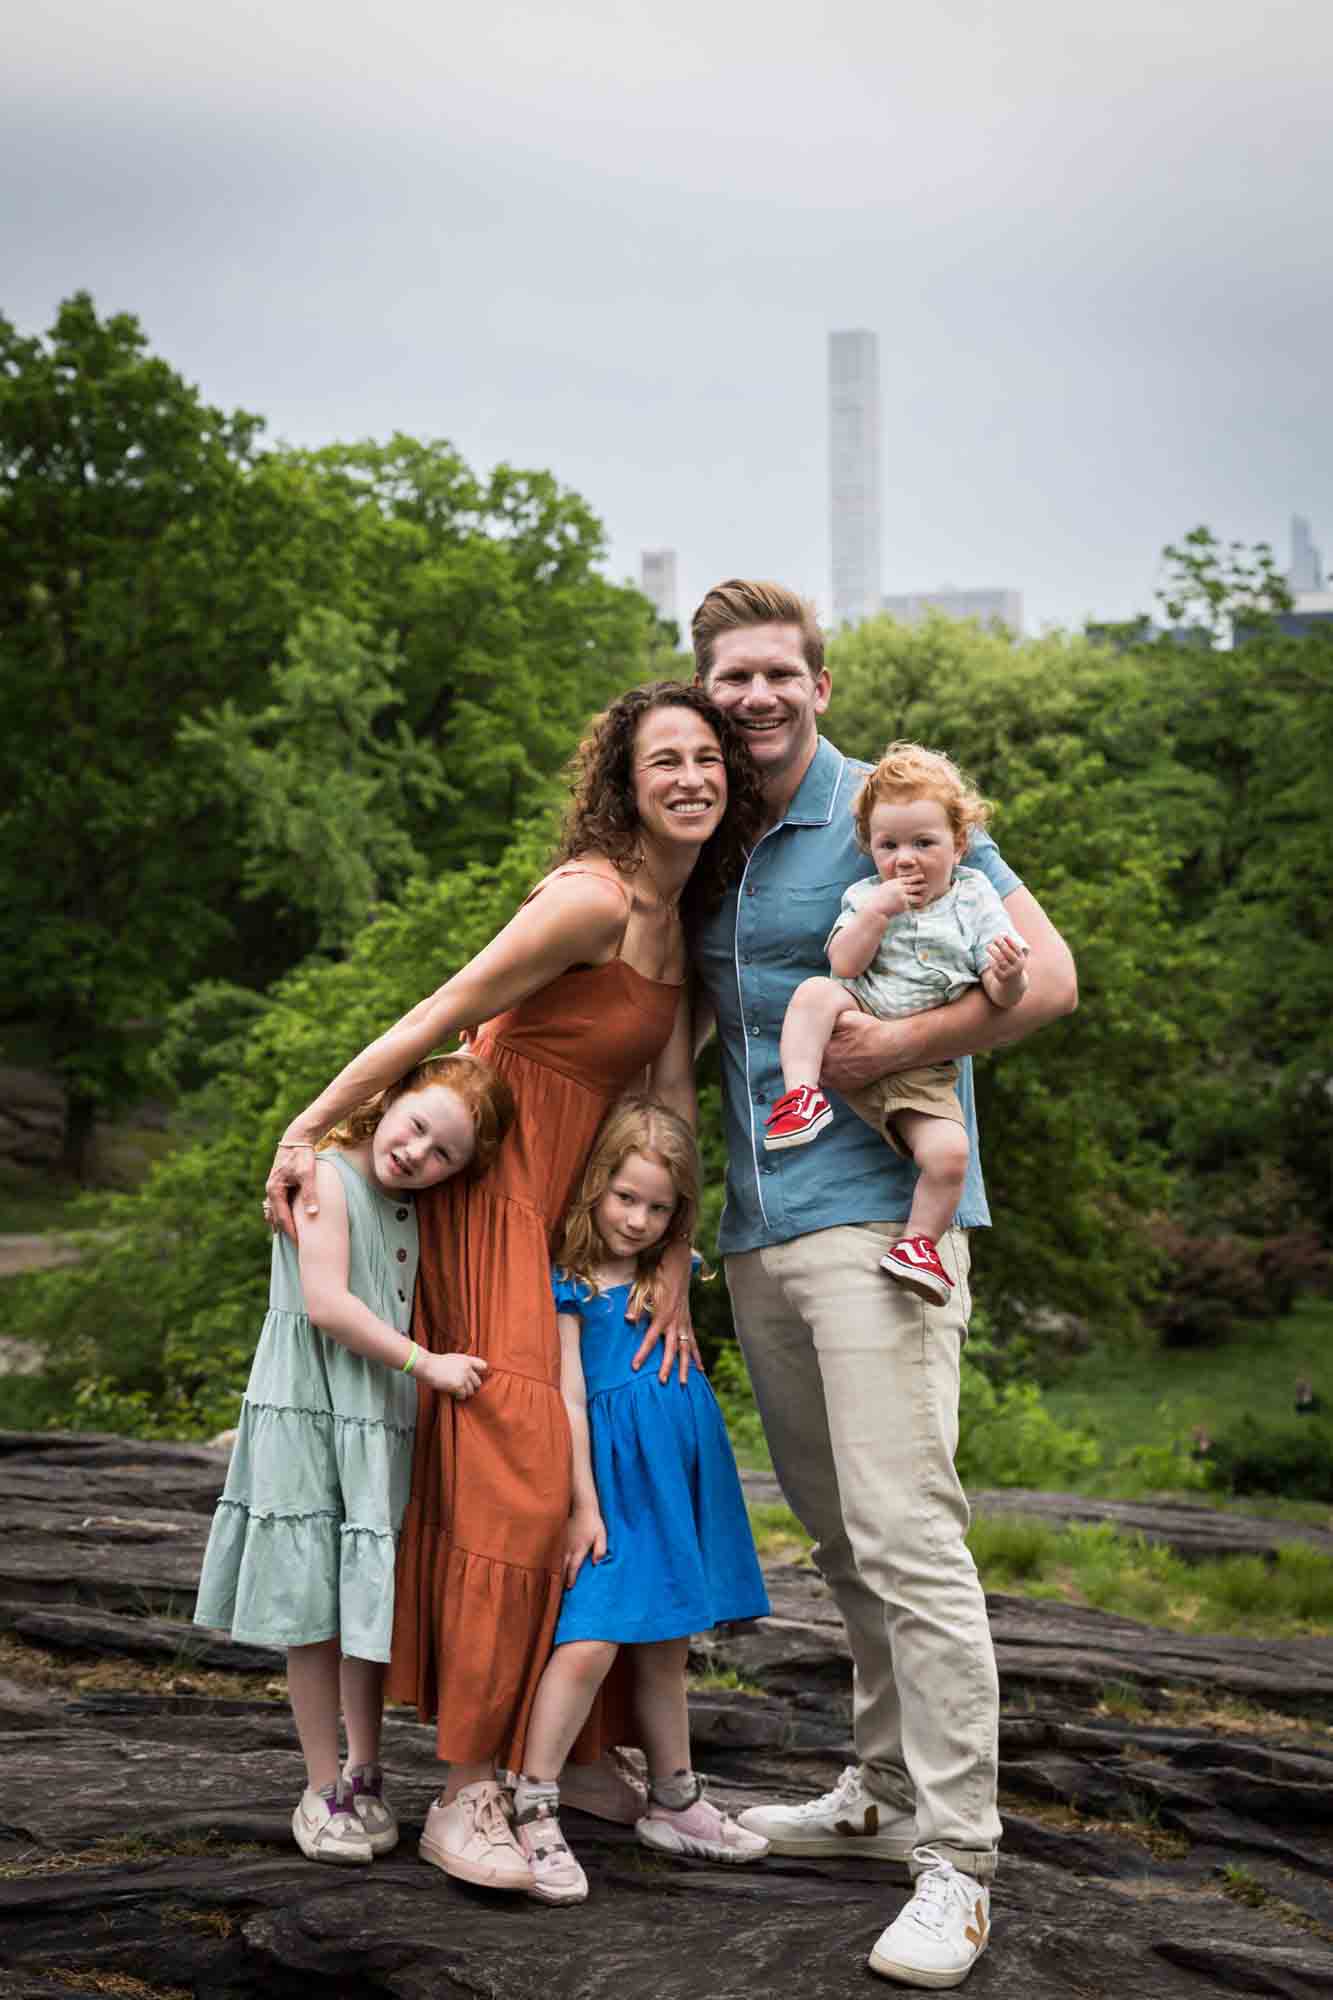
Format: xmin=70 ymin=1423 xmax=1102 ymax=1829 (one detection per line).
xmin=402 ymin=1341 xmax=418 ymax=1375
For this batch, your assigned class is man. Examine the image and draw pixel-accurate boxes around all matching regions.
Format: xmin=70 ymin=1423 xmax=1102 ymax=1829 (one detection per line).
xmin=689 ymin=580 xmax=1077 ymax=1989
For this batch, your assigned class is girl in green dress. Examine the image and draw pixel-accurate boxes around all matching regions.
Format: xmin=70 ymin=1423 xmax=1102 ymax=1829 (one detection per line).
xmin=194 ymin=1052 xmax=514 ymax=1865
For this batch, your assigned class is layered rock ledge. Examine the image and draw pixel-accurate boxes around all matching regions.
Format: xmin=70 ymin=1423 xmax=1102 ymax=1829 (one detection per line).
xmin=1 ymin=1431 xmax=1331 ymax=1999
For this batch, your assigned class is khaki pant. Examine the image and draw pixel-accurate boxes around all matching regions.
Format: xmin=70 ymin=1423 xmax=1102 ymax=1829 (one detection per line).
xmin=726 ymin=1221 xmax=1000 ymax=1879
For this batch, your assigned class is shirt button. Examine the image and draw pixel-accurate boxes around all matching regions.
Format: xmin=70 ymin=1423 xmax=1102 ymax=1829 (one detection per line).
xmin=398 ymin=1289 xmax=406 ymax=1302
xmin=743 ymin=954 xmax=752 ymax=964
xmin=750 ymin=1025 xmax=760 ymax=1036
xmin=396 ymin=1247 xmax=407 ymax=1262
xmin=745 ymin=884 xmax=756 ymax=896
xmin=396 ymin=1207 xmax=409 ymax=1220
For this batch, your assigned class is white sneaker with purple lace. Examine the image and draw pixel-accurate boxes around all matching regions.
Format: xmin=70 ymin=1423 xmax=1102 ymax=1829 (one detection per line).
xmin=868 ymin=1847 xmax=991 ymax=1988
xmin=343 ymin=1761 xmax=399 ymax=1855
xmin=292 ymin=1779 xmax=373 ymax=1865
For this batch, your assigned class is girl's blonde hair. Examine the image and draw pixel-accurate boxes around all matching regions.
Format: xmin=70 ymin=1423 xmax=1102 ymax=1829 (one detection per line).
xmin=557 ymin=1095 xmax=701 ymax=1320
xmin=322 ymin=1051 xmax=515 ymax=1179
xmin=852 ymin=740 xmax=993 ymax=852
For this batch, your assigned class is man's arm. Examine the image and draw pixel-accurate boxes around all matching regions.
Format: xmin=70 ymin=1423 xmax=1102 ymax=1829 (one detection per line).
xmin=820 ymin=884 xmax=1076 ymax=1094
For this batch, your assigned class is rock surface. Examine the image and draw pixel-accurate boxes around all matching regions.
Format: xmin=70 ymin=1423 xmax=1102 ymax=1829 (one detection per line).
xmin=1 ymin=1430 xmax=1331 ymax=1998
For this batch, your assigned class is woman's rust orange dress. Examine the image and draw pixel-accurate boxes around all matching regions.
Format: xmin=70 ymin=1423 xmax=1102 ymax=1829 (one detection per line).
xmin=386 ymin=921 xmax=680 ymax=1772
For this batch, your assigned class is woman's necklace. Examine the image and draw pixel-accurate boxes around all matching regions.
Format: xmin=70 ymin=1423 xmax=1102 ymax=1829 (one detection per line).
xmin=635 ymin=844 xmax=684 ymax=919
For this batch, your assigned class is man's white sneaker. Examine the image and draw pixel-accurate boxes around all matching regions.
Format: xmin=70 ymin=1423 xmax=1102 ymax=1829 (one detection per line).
xmin=735 ymin=1765 xmax=915 ymax=1863
xmin=868 ymin=1848 xmax=991 ymax=1988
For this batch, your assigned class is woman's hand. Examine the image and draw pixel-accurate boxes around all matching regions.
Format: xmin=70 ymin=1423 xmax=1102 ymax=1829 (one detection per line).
xmin=563 ymin=1505 xmax=607 ymax=1587
xmin=263 ymin=1139 xmax=320 ymax=1243
xmin=631 ymin=1238 xmax=700 ymax=1384
xmin=415 ymin=1351 xmax=489 ymax=1400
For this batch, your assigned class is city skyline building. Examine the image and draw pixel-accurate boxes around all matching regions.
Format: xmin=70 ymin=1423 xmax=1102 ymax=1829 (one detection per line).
xmin=639 ymin=547 xmax=678 ymax=624
xmin=1288 ymin=514 xmax=1325 ymax=595
xmin=828 ymin=329 xmax=881 ymax=628
xmin=881 ymin=585 xmax=1024 ymax=634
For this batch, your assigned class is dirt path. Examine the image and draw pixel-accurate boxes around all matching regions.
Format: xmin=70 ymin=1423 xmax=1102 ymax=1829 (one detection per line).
xmin=0 ymin=1234 xmax=79 ymax=1279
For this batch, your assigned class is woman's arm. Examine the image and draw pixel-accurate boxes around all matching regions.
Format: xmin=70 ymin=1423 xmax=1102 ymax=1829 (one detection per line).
xmin=558 ymin=1310 xmax=606 ymax=1587
xmin=821 ymin=884 xmax=1077 ymax=1094
xmin=296 ymin=1162 xmax=487 ymax=1399
xmin=266 ymin=873 xmax=629 ymax=1235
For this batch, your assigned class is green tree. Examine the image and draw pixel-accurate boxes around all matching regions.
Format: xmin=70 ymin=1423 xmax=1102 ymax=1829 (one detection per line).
xmin=180 ymin=608 xmax=446 ymax=949
xmin=0 ymin=294 xmax=270 ymax=1171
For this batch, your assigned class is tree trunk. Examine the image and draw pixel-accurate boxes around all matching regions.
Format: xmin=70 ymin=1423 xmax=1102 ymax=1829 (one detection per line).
xmin=60 ymin=1088 xmax=98 ymax=1183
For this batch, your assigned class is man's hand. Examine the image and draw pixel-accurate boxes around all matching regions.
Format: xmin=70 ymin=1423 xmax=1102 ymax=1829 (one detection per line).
xmin=263 ymin=1140 xmax=320 ymax=1242
xmin=631 ymin=1238 xmax=700 ymax=1382
xmin=821 ymin=1008 xmax=915 ymax=1095
xmin=563 ymin=1505 xmax=607 ymax=1587
xmin=415 ymin=1351 xmax=489 ymax=1400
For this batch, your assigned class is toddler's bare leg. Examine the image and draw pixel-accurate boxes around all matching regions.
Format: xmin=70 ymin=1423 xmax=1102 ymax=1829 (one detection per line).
xmin=630 ymin=1636 xmax=692 ymax=1784
xmin=780 ymin=978 xmax=860 ymax=1093
xmin=897 ymin=1111 xmax=970 ymax=1243
xmin=340 ymin=1657 xmax=385 ymax=1770
xmin=523 ymin=1640 xmax=620 ymax=1782
xmin=287 ymin=1639 xmax=342 ymax=1792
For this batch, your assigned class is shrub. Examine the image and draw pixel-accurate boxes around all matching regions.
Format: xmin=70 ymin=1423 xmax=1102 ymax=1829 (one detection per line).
xmin=1145 ymin=1221 xmax=1330 ymax=1346
xmin=957 ymin=1366 xmax=1100 ymax=1488
xmin=1206 ymin=1415 xmax=1333 ymax=1502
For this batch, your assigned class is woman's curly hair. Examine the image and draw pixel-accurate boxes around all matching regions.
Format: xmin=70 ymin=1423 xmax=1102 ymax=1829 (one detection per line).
xmin=553 ymin=681 xmax=764 ymax=928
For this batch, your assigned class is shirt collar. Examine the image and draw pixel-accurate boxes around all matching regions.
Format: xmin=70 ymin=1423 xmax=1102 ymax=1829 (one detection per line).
xmin=777 ymin=736 xmax=846 ymax=828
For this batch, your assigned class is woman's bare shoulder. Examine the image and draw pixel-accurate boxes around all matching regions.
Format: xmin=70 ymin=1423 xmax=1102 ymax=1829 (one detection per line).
xmin=522 ymin=861 xmax=632 ymax=923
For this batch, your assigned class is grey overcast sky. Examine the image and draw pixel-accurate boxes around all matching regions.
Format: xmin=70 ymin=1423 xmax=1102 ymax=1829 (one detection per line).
xmin=5 ymin=0 xmax=1332 ymax=632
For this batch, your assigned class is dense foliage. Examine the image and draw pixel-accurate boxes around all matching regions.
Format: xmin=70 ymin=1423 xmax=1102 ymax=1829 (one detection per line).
xmin=0 ymin=296 xmax=670 ymax=1170
xmin=4 ymin=301 xmax=1330 ymax=1470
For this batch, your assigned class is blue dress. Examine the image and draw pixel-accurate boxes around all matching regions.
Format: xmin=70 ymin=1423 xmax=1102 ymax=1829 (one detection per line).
xmin=552 ymin=1273 xmax=770 ymax=1647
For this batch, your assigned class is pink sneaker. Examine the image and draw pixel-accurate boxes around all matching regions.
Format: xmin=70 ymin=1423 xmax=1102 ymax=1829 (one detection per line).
xmin=764 ymin=1085 xmax=833 ymax=1151
xmin=880 ymin=1235 xmax=954 ymax=1306
xmin=636 ymin=1794 xmax=770 ymax=1865
xmin=514 ymin=1798 xmax=589 ymax=1906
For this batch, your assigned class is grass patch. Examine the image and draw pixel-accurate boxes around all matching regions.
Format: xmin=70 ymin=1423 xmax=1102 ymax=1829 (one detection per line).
xmin=0 ymin=1630 xmax=286 ymax=1704
xmin=1 ymin=1830 xmax=264 ymax=1882
xmin=1044 ymin=1298 xmax=1333 ymax=1507
xmin=687 ymin=1666 xmax=766 ymax=1695
xmin=968 ymin=1511 xmax=1333 ymax=1637
xmin=33 ymin=1975 xmax=192 ymax=2000
xmin=998 ymin=1791 xmax=1189 ymax=1860
xmin=747 ymin=1501 xmax=813 ymax=1563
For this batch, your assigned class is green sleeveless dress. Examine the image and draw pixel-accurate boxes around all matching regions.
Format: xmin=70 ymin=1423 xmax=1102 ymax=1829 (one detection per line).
xmin=194 ymin=1151 xmax=420 ymax=1661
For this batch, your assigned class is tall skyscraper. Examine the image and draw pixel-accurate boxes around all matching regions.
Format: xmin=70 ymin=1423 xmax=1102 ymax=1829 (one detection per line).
xmin=829 ymin=330 xmax=881 ymax=628
xmin=640 ymin=548 xmax=678 ymax=624
xmin=1289 ymin=514 xmax=1324 ymax=594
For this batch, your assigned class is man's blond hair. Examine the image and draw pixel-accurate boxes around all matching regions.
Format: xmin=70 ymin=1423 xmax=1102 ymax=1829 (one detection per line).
xmin=692 ymin=578 xmax=824 ymax=682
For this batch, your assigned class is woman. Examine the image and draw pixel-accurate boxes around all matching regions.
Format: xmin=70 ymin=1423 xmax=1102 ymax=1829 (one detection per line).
xmin=263 ymin=681 xmax=762 ymax=1891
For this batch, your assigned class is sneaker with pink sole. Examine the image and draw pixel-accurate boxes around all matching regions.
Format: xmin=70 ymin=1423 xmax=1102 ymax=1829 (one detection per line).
xmin=880 ymin=1234 xmax=954 ymax=1306
xmin=636 ymin=1792 xmax=770 ymax=1865
xmin=514 ymin=1797 xmax=589 ymax=1906
xmin=419 ymin=1779 xmax=533 ymax=1891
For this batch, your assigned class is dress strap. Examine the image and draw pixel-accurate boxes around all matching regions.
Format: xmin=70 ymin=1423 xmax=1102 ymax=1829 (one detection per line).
xmin=521 ymin=866 xmax=634 ymax=958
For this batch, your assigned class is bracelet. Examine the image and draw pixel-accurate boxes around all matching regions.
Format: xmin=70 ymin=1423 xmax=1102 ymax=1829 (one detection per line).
xmin=401 ymin=1342 xmax=418 ymax=1375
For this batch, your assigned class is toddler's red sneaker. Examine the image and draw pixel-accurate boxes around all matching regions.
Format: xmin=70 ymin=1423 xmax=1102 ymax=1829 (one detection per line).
xmin=880 ymin=1235 xmax=954 ymax=1305
xmin=764 ymin=1085 xmax=833 ymax=1150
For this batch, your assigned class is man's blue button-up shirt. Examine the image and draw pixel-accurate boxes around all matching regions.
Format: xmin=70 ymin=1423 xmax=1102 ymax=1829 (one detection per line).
xmin=694 ymin=737 xmax=1022 ymax=1255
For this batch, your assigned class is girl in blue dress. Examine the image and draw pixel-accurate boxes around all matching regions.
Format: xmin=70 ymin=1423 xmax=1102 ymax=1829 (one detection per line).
xmin=512 ymin=1096 xmax=770 ymax=1904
